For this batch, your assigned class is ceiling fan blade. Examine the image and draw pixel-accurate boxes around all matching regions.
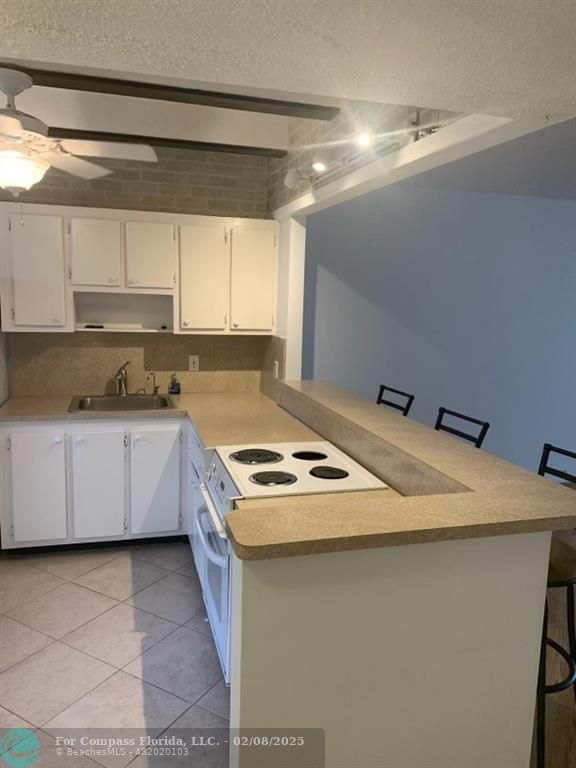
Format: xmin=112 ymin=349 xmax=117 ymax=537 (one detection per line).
xmin=45 ymin=153 xmax=112 ymax=179
xmin=0 ymin=113 xmax=23 ymax=137
xmin=59 ymin=139 xmax=157 ymax=162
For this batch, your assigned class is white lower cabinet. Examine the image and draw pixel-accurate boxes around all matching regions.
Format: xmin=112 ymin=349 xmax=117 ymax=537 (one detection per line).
xmin=72 ymin=430 xmax=126 ymax=539
xmin=0 ymin=420 xmax=185 ymax=549
xmin=8 ymin=431 xmax=67 ymax=543
xmin=130 ymin=427 xmax=181 ymax=535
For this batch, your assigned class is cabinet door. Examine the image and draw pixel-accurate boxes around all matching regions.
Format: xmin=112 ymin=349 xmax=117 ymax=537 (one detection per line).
xmin=10 ymin=215 xmax=67 ymax=327
xmin=72 ymin=430 xmax=125 ymax=539
xmin=180 ymin=224 xmax=228 ymax=331
xmin=71 ymin=218 xmax=122 ymax=287
xmin=130 ymin=427 xmax=181 ymax=534
xmin=125 ymin=222 xmax=175 ymax=289
xmin=230 ymin=222 xmax=276 ymax=331
xmin=9 ymin=432 xmax=67 ymax=543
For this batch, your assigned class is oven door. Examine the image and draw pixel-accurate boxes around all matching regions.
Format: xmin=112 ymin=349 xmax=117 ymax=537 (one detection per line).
xmin=194 ymin=485 xmax=230 ymax=682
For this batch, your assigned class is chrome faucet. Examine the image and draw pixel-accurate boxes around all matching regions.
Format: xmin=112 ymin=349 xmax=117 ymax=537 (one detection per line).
xmin=114 ymin=361 xmax=131 ymax=396
xmin=147 ymin=372 xmax=160 ymax=395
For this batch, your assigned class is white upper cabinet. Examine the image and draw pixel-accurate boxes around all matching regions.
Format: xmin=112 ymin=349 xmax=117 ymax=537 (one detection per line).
xmin=0 ymin=205 xmax=278 ymax=335
xmin=125 ymin=221 xmax=175 ymax=289
xmin=71 ymin=218 xmax=122 ymax=287
xmin=8 ymin=214 xmax=69 ymax=329
xmin=230 ymin=221 xmax=277 ymax=331
xmin=179 ymin=223 xmax=229 ymax=331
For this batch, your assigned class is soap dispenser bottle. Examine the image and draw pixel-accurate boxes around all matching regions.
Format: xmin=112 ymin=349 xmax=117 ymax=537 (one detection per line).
xmin=168 ymin=373 xmax=181 ymax=395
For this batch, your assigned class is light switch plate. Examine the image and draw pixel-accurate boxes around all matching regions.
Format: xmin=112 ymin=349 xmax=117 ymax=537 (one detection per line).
xmin=189 ymin=355 xmax=200 ymax=372
xmin=273 ymin=360 xmax=279 ymax=379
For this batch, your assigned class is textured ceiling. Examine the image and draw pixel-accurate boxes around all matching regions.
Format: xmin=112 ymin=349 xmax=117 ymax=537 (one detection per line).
xmin=412 ymin=118 xmax=576 ymax=200
xmin=1 ymin=0 xmax=575 ymax=119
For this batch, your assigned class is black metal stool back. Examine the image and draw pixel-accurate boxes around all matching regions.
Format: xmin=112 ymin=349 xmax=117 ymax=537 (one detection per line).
xmin=538 ymin=443 xmax=576 ymax=483
xmin=376 ymin=385 xmax=415 ymax=417
xmin=434 ymin=407 xmax=490 ymax=449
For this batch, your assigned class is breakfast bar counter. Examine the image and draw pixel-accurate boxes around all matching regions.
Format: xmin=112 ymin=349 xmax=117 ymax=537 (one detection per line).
xmin=224 ymin=380 xmax=575 ymax=768
xmin=227 ymin=379 xmax=576 ymax=560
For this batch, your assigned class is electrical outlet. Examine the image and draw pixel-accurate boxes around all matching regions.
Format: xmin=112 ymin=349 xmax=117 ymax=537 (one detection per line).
xmin=273 ymin=360 xmax=280 ymax=379
xmin=189 ymin=355 xmax=200 ymax=372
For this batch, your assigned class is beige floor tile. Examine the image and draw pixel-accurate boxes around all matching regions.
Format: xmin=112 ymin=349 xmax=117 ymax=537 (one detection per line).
xmin=130 ymin=543 xmax=194 ymax=572
xmin=13 ymin=549 xmax=123 ymax=581
xmin=73 ymin=558 xmax=169 ymax=601
xmin=124 ymin=627 xmax=222 ymax=703
xmin=0 ymin=703 xmax=32 ymax=729
xmin=0 ymin=616 xmax=53 ymax=673
xmin=45 ymin=672 xmax=190 ymax=768
xmin=196 ymin=680 xmax=230 ymax=720
xmin=0 ymin=566 xmax=63 ymax=613
xmin=176 ymin=560 xmax=199 ymax=579
xmin=130 ymin=706 xmax=229 ymax=768
xmin=7 ymin=584 xmax=117 ymax=640
xmin=126 ymin=573 xmax=203 ymax=624
xmin=0 ymin=643 xmax=114 ymax=726
xmin=63 ymin=603 xmax=178 ymax=668
xmin=184 ymin=606 xmax=211 ymax=637
xmin=0 ymin=557 xmax=31 ymax=576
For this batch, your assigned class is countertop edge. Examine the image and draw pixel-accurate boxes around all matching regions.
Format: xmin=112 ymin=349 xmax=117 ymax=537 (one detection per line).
xmin=227 ymin=515 xmax=573 ymax=561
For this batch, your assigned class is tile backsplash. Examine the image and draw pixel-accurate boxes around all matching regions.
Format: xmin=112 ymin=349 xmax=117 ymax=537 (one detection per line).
xmin=7 ymin=333 xmax=274 ymax=396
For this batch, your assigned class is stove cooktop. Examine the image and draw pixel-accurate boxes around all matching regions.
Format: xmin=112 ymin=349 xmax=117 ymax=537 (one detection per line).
xmin=214 ymin=441 xmax=387 ymax=498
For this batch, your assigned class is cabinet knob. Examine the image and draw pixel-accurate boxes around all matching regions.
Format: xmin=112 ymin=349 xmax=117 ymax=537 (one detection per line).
xmin=233 ymin=321 xmax=239 ymax=328
xmin=76 ymin=436 xmax=86 ymax=445
xmin=183 ymin=321 xmax=189 ymax=328
xmin=52 ymin=437 xmax=63 ymax=445
xmin=108 ymin=277 xmax=117 ymax=284
xmin=133 ymin=435 xmax=141 ymax=443
xmin=127 ymin=279 xmax=135 ymax=286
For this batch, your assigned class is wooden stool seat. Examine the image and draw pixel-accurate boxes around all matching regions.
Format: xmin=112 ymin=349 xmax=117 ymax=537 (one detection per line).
xmin=548 ymin=537 xmax=576 ymax=586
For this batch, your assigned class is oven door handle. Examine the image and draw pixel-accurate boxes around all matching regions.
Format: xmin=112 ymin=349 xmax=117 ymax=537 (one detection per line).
xmin=196 ymin=510 xmax=228 ymax=567
xmin=199 ymin=484 xmax=226 ymax=538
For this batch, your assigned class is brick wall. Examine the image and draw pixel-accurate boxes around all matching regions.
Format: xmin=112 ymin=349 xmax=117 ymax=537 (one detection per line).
xmin=0 ymin=147 xmax=270 ymax=219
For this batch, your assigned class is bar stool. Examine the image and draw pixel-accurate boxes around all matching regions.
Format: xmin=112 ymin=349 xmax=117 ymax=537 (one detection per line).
xmin=376 ymin=384 xmax=415 ymax=417
xmin=536 ymin=443 xmax=576 ymax=768
xmin=434 ymin=407 xmax=490 ymax=448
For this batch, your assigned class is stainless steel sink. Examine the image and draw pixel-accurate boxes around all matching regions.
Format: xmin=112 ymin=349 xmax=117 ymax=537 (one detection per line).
xmin=68 ymin=394 xmax=176 ymax=412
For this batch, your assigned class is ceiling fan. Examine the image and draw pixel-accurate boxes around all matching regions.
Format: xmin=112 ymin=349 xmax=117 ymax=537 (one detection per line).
xmin=0 ymin=67 xmax=158 ymax=197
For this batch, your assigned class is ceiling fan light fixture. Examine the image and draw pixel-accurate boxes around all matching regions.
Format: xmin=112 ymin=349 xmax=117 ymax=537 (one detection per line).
xmin=0 ymin=149 xmax=49 ymax=197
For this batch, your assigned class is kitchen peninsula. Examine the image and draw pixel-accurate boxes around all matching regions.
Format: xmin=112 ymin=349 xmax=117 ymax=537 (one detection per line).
xmin=1 ymin=381 xmax=573 ymax=768
xmin=226 ymin=380 xmax=576 ymax=768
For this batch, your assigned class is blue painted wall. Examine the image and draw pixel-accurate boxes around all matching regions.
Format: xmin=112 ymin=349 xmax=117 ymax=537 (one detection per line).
xmin=303 ymin=182 xmax=576 ymax=470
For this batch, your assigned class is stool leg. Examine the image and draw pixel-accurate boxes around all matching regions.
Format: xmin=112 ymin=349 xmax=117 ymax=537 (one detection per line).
xmin=536 ymin=600 xmax=548 ymax=768
xmin=566 ymin=584 xmax=576 ymax=701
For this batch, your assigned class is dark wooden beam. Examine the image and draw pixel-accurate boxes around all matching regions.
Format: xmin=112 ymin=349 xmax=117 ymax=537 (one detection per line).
xmin=15 ymin=66 xmax=340 ymax=121
xmin=47 ymin=127 xmax=288 ymax=158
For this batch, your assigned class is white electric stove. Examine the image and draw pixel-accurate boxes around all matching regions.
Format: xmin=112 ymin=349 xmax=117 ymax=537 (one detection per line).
xmin=189 ymin=440 xmax=387 ymax=684
xmin=213 ymin=440 xmax=387 ymax=499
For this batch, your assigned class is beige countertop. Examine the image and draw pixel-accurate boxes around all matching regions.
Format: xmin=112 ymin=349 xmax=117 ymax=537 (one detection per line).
xmin=225 ymin=380 xmax=576 ymax=559
xmin=0 ymin=393 xmax=319 ymax=445
xmin=2 ymin=383 xmax=575 ymax=561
